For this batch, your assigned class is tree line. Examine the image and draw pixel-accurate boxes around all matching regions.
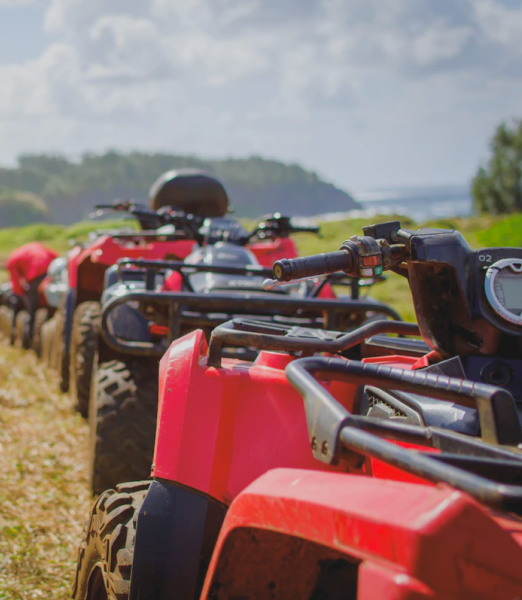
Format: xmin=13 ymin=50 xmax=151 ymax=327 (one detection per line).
xmin=473 ymin=120 xmax=522 ymax=214
xmin=0 ymin=152 xmax=358 ymax=227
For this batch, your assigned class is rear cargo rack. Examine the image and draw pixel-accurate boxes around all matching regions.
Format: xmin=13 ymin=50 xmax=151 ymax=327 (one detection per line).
xmin=286 ymin=356 xmax=522 ymax=514
xmin=207 ymin=318 xmax=419 ymax=367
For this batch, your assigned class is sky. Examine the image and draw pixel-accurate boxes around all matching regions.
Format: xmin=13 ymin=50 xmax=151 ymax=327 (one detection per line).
xmin=0 ymin=0 xmax=521 ymax=192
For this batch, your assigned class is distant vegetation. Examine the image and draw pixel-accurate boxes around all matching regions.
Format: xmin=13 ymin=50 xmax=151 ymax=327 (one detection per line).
xmin=0 ymin=189 xmax=48 ymax=227
xmin=473 ymin=120 xmax=522 ymax=214
xmin=0 ymin=152 xmax=359 ymax=227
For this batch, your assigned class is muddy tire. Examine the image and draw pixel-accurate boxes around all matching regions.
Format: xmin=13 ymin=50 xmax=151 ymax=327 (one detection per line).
xmin=72 ymin=480 xmax=150 ymax=600
xmin=71 ymin=302 xmax=101 ymax=418
xmin=32 ymin=308 xmax=49 ymax=357
xmin=40 ymin=319 xmax=54 ymax=367
xmin=49 ymin=315 xmax=61 ymax=371
xmin=49 ymin=312 xmax=69 ymax=391
xmin=89 ymin=360 xmax=158 ymax=495
xmin=0 ymin=306 xmax=11 ymax=339
xmin=15 ymin=310 xmax=30 ymax=349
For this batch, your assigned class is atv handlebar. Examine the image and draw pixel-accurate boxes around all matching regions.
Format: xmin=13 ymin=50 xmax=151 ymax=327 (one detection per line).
xmin=285 ymin=355 xmax=522 ymax=513
xmin=249 ymin=214 xmax=321 ymax=243
xmin=272 ymin=233 xmax=408 ymax=283
xmin=273 ymin=250 xmax=353 ymax=283
xmin=285 ymin=225 xmax=320 ymax=235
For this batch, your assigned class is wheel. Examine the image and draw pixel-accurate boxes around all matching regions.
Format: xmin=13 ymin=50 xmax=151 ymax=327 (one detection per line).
xmin=32 ymin=308 xmax=49 ymax=357
xmin=0 ymin=306 xmax=9 ymax=338
xmin=71 ymin=302 xmax=101 ymax=418
xmin=89 ymin=360 xmax=159 ymax=495
xmin=51 ymin=311 xmax=70 ymax=392
xmin=72 ymin=481 xmax=150 ymax=600
xmin=40 ymin=319 xmax=54 ymax=367
xmin=15 ymin=311 xmax=30 ymax=349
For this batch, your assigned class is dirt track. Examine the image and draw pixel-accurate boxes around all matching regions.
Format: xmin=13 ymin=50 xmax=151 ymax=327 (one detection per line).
xmin=0 ymin=344 xmax=91 ymax=600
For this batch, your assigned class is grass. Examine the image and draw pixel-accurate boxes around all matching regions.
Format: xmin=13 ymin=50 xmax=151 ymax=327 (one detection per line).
xmin=0 ymin=219 xmax=135 ymax=266
xmin=293 ymin=213 xmax=522 ymax=322
xmin=0 ymin=211 xmax=519 ymax=596
xmin=0 ymin=345 xmax=91 ymax=599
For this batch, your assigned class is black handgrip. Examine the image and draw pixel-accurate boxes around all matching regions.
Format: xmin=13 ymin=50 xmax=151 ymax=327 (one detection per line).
xmin=94 ymin=204 xmax=119 ymax=210
xmin=273 ymin=250 xmax=353 ymax=282
xmin=290 ymin=226 xmax=320 ymax=235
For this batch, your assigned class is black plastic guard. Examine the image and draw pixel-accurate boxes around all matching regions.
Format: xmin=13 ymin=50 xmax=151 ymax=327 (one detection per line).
xmin=64 ymin=288 xmax=76 ymax=356
xmin=130 ymin=479 xmax=227 ymax=600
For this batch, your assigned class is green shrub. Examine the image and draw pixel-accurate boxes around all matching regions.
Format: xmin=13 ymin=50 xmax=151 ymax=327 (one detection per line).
xmin=0 ymin=189 xmax=49 ymax=227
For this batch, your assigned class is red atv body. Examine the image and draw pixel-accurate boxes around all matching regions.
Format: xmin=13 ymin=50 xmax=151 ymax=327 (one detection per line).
xmin=117 ymin=328 xmax=521 ymax=600
xmin=58 ymin=232 xmax=300 ymax=396
xmin=73 ymin=221 xmax=522 ymax=600
xmin=67 ymin=234 xmax=195 ymax=303
xmin=153 ymin=330 xmax=417 ymax=501
xmin=68 ymin=234 xmax=298 ymax=303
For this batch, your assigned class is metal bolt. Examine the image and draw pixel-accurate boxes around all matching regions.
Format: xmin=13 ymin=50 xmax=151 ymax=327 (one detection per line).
xmin=321 ymin=441 xmax=329 ymax=456
xmin=311 ymin=437 xmax=317 ymax=451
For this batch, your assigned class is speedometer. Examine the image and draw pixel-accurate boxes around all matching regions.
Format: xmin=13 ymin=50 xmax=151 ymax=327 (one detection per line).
xmin=485 ymin=258 xmax=522 ymax=326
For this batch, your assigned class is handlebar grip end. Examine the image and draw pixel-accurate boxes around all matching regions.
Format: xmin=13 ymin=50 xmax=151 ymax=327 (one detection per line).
xmin=273 ymin=260 xmax=293 ymax=282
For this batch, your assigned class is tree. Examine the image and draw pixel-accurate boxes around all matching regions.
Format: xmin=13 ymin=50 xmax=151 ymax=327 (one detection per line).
xmin=473 ymin=121 xmax=522 ymax=214
xmin=0 ymin=189 xmax=49 ymax=227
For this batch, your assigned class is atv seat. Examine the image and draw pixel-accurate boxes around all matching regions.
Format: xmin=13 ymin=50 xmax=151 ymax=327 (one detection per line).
xmin=149 ymin=169 xmax=229 ymax=217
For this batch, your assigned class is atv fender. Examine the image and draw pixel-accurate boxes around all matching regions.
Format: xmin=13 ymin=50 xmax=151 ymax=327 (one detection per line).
xmin=63 ymin=287 xmax=76 ymax=358
xmin=152 ymin=330 xmax=358 ymax=505
xmin=200 ymin=468 xmax=522 ymax=600
xmin=130 ymin=479 xmax=226 ymax=600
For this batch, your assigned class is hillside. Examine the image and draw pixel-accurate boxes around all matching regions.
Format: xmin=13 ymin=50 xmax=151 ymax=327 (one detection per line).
xmin=0 ymin=152 xmax=359 ymax=225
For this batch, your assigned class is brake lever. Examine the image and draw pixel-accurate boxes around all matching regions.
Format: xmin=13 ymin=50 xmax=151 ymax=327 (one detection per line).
xmin=263 ymin=274 xmax=325 ymax=290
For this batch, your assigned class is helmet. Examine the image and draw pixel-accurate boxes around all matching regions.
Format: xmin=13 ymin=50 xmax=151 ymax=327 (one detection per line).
xmin=148 ymin=169 xmax=229 ymax=217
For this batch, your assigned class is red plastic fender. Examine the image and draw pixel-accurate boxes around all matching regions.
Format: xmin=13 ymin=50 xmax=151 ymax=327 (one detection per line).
xmin=200 ymin=468 xmax=522 ymax=600
xmin=68 ymin=235 xmax=195 ymax=289
xmin=248 ymin=237 xmax=298 ymax=267
xmin=162 ymin=270 xmax=183 ymax=291
xmin=153 ymin=330 xmax=361 ymax=504
xmin=153 ymin=332 xmax=431 ymax=503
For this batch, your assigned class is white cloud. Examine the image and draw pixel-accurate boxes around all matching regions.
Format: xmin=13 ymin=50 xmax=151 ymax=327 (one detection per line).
xmin=0 ymin=0 xmax=521 ymax=186
xmin=0 ymin=0 xmax=38 ymax=5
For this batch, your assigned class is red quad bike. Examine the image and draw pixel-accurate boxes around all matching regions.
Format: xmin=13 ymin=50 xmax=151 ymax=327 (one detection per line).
xmin=50 ymin=170 xmax=306 ymax=410
xmin=40 ymin=200 xmax=196 ymax=400
xmin=73 ymin=220 xmax=522 ymax=600
xmin=87 ymin=213 xmax=395 ymax=493
xmin=42 ymin=170 xmax=245 ymax=410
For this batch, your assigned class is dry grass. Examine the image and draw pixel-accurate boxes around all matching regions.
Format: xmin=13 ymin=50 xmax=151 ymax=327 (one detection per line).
xmin=0 ymin=345 xmax=91 ymax=600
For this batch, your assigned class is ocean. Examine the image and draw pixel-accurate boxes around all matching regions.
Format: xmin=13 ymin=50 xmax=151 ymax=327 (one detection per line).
xmin=306 ymin=184 xmax=474 ymax=224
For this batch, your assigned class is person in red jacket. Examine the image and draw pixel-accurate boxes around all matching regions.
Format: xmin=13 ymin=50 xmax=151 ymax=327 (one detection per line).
xmin=6 ymin=242 xmax=58 ymax=338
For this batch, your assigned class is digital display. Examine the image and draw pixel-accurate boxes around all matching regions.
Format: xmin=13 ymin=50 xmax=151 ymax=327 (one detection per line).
xmin=495 ymin=272 xmax=522 ymax=313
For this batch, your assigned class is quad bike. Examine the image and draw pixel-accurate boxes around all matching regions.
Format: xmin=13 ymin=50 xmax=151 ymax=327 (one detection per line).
xmin=60 ymin=171 xmax=306 ymax=409
xmin=50 ymin=200 xmax=199 ymax=399
xmin=0 ymin=281 xmax=17 ymax=344
xmin=0 ymin=276 xmax=57 ymax=352
xmin=73 ymin=219 xmax=522 ymax=599
xmin=48 ymin=167 xmax=230 ymax=399
xmin=0 ymin=280 xmax=33 ymax=349
xmin=87 ymin=212 xmax=396 ymax=494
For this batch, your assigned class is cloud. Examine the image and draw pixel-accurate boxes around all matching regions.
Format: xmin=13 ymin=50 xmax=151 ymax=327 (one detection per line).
xmin=0 ymin=0 xmax=521 ymax=186
xmin=32 ymin=0 xmax=522 ymax=106
xmin=0 ymin=0 xmax=38 ymax=5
